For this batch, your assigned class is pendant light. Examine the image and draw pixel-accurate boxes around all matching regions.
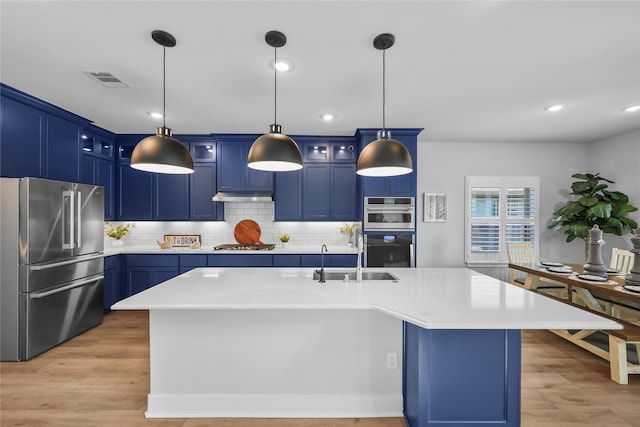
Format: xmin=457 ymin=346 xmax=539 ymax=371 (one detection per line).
xmin=357 ymin=33 xmax=413 ymax=177
xmin=131 ymin=30 xmax=194 ymax=174
xmin=248 ymin=31 xmax=303 ymax=172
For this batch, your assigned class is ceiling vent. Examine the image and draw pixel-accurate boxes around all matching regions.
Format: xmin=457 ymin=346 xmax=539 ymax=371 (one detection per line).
xmin=83 ymin=71 xmax=130 ymax=88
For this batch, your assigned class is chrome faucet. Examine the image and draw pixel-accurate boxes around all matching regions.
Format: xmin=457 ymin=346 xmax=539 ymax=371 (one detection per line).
xmin=356 ymin=231 xmax=363 ymax=283
xmin=317 ymin=244 xmax=328 ymax=283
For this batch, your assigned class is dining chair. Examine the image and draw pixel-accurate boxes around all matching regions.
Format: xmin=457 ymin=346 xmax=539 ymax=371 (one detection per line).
xmin=506 ymin=242 xmax=567 ymax=298
xmin=610 ymin=248 xmax=634 ymax=274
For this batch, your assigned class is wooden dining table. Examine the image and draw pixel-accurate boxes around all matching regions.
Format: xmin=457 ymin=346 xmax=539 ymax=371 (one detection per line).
xmin=508 ymin=262 xmax=640 ymax=384
xmin=508 ymin=262 xmax=640 ymax=314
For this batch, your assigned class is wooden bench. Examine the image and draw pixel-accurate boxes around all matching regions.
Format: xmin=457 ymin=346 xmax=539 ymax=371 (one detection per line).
xmin=549 ymin=322 xmax=640 ymax=385
xmin=508 ymin=262 xmax=640 ymax=384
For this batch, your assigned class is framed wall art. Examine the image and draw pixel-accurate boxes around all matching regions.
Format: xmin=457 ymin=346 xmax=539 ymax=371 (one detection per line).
xmin=423 ymin=193 xmax=447 ymax=222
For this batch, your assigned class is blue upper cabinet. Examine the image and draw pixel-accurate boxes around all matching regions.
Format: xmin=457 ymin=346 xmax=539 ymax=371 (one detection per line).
xmin=116 ymin=137 xmax=189 ymax=220
xmin=356 ymin=128 xmax=422 ymax=198
xmin=0 ymin=95 xmax=46 ymax=178
xmin=80 ymin=129 xmax=116 ymax=220
xmin=1 ymin=84 xmax=92 ymax=182
xmin=46 ymin=115 xmax=81 ymax=183
xmin=274 ymin=169 xmax=302 ymax=221
xmin=215 ymin=135 xmax=273 ymax=192
xmin=176 ymin=135 xmax=223 ymax=221
xmin=275 ymin=137 xmax=358 ymax=222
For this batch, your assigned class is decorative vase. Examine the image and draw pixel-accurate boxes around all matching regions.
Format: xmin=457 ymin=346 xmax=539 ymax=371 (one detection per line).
xmin=583 ymin=225 xmax=607 ymax=278
xmin=111 ymin=239 xmax=124 ymax=247
xmin=347 ymin=241 xmax=354 ymax=248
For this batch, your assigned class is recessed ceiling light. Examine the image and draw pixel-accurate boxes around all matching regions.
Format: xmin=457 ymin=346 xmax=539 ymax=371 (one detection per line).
xmin=320 ymin=113 xmax=335 ymax=121
xmin=624 ymin=105 xmax=640 ymax=113
xmin=271 ymin=59 xmax=293 ymax=72
xmin=148 ymin=111 xmax=163 ymax=119
xmin=545 ymin=104 xmax=565 ymax=112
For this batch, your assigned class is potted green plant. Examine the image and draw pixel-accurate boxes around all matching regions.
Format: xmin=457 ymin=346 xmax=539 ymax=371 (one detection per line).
xmin=104 ymin=222 xmax=132 ymax=246
xmin=548 ymin=173 xmax=638 ymax=258
xmin=279 ymin=234 xmax=290 ymax=247
xmin=340 ymin=223 xmax=358 ymax=247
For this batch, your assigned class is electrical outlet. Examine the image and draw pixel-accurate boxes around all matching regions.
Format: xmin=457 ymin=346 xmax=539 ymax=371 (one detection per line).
xmin=386 ymin=351 xmax=398 ymax=369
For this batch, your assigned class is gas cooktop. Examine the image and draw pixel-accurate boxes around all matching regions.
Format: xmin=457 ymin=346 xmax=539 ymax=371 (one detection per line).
xmin=213 ymin=244 xmax=275 ymax=251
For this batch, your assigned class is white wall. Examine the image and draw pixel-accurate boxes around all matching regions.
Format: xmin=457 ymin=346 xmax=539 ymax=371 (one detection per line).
xmin=587 ymin=129 xmax=640 ymax=256
xmin=106 ymin=203 xmax=356 ymax=250
xmin=416 ymin=130 xmax=640 ymax=268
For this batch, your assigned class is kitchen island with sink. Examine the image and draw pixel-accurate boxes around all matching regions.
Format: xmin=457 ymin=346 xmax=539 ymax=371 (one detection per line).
xmin=112 ymin=267 xmax=620 ymax=426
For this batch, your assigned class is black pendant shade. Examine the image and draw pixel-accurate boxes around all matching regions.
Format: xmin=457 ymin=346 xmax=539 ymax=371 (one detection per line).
xmin=357 ymin=130 xmax=412 ymax=177
xmin=131 ymin=30 xmax=194 ymax=174
xmin=248 ymin=31 xmax=303 ymax=172
xmin=248 ymin=124 xmax=303 ymax=172
xmin=356 ymin=33 xmax=413 ymax=177
xmin=131 ymin=126 xmax=194 ymax=174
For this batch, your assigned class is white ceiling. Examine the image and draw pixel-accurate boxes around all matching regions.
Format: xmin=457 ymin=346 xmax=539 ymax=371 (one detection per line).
xmin=1 ymin=1 xmax=639 ymax=143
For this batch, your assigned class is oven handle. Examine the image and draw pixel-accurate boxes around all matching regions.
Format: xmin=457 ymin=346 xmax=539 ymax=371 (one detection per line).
xmin=365 ymin=206 xmax=414 ymax=211
xmin=30 ymin=275 xmax=104 ymax=299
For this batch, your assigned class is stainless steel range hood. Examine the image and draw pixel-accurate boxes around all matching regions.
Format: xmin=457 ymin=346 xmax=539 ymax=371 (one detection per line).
xmin=212 ymin=192 xmax=273 ymax=202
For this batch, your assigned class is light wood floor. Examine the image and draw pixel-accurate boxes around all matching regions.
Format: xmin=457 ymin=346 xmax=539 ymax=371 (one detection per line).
xmin=1 ymin=311 xmax=639 ymax=427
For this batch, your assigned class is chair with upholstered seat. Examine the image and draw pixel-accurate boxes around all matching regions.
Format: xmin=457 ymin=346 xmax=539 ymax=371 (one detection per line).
xmin=507 ymin=242 xmax=567 ymax=298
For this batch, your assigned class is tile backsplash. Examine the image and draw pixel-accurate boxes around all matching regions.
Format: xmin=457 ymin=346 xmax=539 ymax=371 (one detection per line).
xmin=105 ymin=201 xmax=359 ymax=249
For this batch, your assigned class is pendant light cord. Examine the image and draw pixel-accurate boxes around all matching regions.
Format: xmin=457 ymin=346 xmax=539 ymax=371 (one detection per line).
xmin=382 ymin=48 xmax=386 ymax=131
xmin=273 ymin=45 xmax=278 ymax=125
xmin=162 ymin=45 xmax=167 ymax=128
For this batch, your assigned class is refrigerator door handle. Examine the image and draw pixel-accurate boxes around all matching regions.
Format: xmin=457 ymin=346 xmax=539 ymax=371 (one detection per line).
xmin=29 ymin=275 xmax=104 ymax=299
xmin=28 ymin=253 xmax=104 ymax=271
xmin=76 ymin=191 xmax=82 ymax=248
xmin=62 ymin=189 xmax=75 ymax=250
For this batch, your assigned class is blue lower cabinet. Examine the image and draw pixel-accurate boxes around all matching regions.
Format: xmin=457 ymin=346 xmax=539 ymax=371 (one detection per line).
xmin=179 ymin=254 xmax=208 ymax=273
xmin=208 ymin=254 xmax=273 ymax=267
xmin=403 ymin=324 xmax=521 ymax=427
xmin=301 ymin=254 xmax=357 ymax=267
xmin=273 ymin=254 xmax=301 ymax=267
xmin=126 ymin=255 xmax=179 ymax=296
xmin=103 ymin=255 xmax=122 ymax=312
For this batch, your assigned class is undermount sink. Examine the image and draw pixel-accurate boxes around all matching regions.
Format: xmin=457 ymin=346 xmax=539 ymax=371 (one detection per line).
xmin=312 ymin=270 xmax=399 ymax=282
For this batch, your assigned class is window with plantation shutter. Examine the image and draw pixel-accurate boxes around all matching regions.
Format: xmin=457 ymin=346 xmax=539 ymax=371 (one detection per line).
xmin=465 ymin=177 xmax=540 ymax=265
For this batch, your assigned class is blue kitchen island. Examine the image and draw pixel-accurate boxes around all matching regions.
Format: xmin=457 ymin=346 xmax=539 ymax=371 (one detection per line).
xmin=112 ymin=267 xmax=619 ymax=426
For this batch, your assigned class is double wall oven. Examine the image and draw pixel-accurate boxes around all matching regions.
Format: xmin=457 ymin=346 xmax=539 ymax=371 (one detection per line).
xmin=363 ymin=197 xmax=415 ymax=268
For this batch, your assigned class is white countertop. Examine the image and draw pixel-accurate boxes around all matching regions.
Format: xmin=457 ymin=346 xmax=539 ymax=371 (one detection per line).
xmin=105 ymin=245 xmax=357 ymax=256
xmin=112 ymin=267 xmax=621 ymax=330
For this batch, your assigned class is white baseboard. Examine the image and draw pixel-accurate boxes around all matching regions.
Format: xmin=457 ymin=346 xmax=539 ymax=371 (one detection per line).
xmin=145 ymin=392 xmax=404 ymax=418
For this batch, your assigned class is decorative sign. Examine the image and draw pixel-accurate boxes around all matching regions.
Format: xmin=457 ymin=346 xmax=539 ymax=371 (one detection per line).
xmin=165 ymin=234 xmax=201 ymax=247
xmin=423 ymin=193 xmax=447 ymax=222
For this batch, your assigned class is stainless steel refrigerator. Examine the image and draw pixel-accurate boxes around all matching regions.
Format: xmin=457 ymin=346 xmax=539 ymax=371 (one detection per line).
xmin=1 ymin=177 xmax=104 ymax=361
